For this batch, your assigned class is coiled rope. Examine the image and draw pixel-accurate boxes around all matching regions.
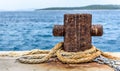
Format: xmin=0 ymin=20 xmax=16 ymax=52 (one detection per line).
xmin=1 ymin=42 xmax=120 ymax=71
xmin=0 ymin=42 xmax=119 ymax=64
xmin=14 ymin=42 xmax=120 ymax=64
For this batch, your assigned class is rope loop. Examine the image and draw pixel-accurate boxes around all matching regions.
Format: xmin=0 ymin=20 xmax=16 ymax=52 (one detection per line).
xmin=16 ymin=42 xmax=120 ymax=64
xmin=0 ymin=42 xmax=120 ymax=66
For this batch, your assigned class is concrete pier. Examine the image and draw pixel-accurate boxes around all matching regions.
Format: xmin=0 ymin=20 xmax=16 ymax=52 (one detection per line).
xmin=0 ymin=51 xmax=120 ymax=71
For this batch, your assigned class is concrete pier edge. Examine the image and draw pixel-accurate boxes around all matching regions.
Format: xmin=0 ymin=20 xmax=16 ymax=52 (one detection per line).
xmin=0 ymin=51 xmax=120 ymax=71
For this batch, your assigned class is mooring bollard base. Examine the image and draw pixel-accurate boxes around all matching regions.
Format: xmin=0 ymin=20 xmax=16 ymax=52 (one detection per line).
xmin=0 ymin=52 xmax=119 ymax=71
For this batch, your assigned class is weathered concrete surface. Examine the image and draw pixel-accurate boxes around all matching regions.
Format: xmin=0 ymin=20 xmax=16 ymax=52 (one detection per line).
xmin=0 ymin=52 xmax=120 ymax=71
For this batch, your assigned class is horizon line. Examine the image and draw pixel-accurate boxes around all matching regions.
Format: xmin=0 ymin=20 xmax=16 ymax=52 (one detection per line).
xmin=0 ymin=4 xmax=120 ymax=11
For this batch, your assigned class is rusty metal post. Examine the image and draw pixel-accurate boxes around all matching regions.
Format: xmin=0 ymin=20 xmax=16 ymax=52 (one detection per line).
xmin=91 ymin=25 xmax=103 ymax=36
xmin=53 ymin=14 xmax=103 ymax=52
xmin=64 ymin=14 xmax=78 ymax=52
xmin=75 ymin=14 xmax=92 ymax=51
xmin=53 ymin=25 xmax=64 ymax=36
xmin=53 ymin=25 xmax=103 ymax=36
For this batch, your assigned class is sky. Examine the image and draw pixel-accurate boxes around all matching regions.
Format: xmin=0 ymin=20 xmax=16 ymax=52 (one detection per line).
xmin=0 ymin=0 xmax=120 ymax=11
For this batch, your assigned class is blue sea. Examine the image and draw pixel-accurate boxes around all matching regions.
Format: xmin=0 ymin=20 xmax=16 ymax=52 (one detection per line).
xmin=0 ymin=10 xmax=120 ymax=52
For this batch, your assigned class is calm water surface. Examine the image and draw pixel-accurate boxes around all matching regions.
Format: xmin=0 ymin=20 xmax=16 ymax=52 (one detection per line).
xmin=0 ymin=10 xmax=120 ymax=52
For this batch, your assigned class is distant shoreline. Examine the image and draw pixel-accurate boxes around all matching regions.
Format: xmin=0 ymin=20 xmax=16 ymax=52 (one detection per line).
xmin=1 ymin=9 xmax=120 ymax=12
xmin=35 ymin=5 xmax=120 ymax=11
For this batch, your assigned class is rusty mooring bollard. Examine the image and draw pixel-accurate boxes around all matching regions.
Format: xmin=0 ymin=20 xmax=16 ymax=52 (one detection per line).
xmin=53 ymin=14 xmax=103 ymax=52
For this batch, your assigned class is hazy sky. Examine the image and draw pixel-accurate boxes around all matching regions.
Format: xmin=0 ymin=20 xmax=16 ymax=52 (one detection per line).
xmin=0 ymin=0 xmax=120 ymax=10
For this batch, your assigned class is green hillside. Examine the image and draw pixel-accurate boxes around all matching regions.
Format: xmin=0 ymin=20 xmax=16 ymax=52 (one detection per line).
xmin=36 ymin=5 xmax=120 ymax=10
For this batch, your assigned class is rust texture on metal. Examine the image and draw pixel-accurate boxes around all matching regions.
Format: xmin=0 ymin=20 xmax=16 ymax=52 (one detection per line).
xmin=53 ymin=25 xmax=64 ymax=36
xmin=91 ymin=24 xmax=103 ymax=36
xmin=76 ymin=14 xmax=91 ymax=51
xmin=53 ymin=14 xmax=103 ymax=52
xmin=53 ymin=24 xmax=103 ymax=36
xmin=64 ymin=14 xmax=78 ymax=52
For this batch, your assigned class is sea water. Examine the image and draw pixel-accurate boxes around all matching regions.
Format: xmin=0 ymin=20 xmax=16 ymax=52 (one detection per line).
xmin=0 ymin=10 xmax=120 ymax=52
